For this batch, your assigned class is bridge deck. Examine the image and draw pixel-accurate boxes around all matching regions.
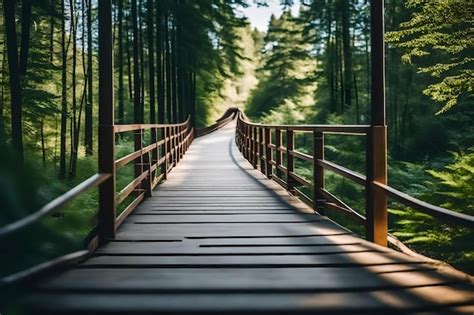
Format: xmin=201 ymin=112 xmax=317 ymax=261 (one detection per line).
xmin=25 ymin=121 xmax=473 ymax=314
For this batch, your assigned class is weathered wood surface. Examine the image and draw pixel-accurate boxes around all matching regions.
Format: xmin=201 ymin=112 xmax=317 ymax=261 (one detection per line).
xmin=24 ymin=121 xmax=474 ymax=314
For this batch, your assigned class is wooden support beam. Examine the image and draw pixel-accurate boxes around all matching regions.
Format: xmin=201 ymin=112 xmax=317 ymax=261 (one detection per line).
xmin=259 ymin=127 xmax=264 ymax=174
xmin=275 ymin=129 xmax=282 ymax=179
xmin=286 ymin=129 xmax=296 ymax=193
xmin=252 ymin=126 xmax=258 ymax=169
xmin=313 ymin=131 xmax=325 ymax=214
xmin=366 ymin=0 xmax=388 ymax=247
xmin=264 ymin=128 xmax=272 ymax=178
xmin=98 ymin=0 xmax=116 ymax=244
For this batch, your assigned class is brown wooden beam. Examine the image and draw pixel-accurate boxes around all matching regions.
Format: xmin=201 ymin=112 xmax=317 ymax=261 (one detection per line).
xmin=366 ymin=0 xmax=388 ymax=246
xmin=98 ymin=0 xmax=116 ymax=244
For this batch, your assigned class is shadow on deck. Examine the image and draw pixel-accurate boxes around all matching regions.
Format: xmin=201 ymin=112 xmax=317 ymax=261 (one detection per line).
xmin=18 ymin=120 xmax=474 ymax=314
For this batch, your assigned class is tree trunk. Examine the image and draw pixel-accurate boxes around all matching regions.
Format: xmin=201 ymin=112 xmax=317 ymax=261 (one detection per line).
xmin=85 ymin=0 xmax=93 ymax=154
xmin=138 ymin=0 xmax=145 ymax=121
xmin=131 ymin=0 xmax=142 ymax=123
xmin=41 ymin=119 xmax=46 ymax=166
xmin=0 ymin=44 xmax=6 ymax=142
xmin=171 ymin=18 xmax=178 ymax=122
xmin=3 ymin=0 xmax=24 ymax=162
xmin=117 ymin=0 xmax=125 ymax=123
xmin=147 ymin=0 xmax=155 ymax=123
xmin=59 ymin=0 xmax=67 ymax=178
xmin=156 ymin=1 xmax=165 ymax=124
xmin=165 ymin=12 xmax=172 ymax=123
xmin=69 ymin=0 xmax=78 ymax=178
xmin=341 ymin=0 xmax=352 ymax=111
xmin=325 ymin=0 xmax=335 ymax=112
xmin=19 ymin=0 xmax=32 ymax=76
xmin=354 ymin=72 xmax=360 ymax=124
xmin=50 ymin=0 xmax=55 ymax=63
xmin=126 ymin=14 xmax=133 ymax=102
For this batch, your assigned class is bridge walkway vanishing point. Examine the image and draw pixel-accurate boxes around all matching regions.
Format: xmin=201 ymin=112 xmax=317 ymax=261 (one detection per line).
xmin=23 ymin=119 xmax=473 ymax=314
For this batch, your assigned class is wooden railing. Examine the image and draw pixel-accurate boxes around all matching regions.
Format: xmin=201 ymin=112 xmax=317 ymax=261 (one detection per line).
xmin=195 ymin=108 xmax=239 ymax=137
xmin=0 ymin=111 xmax=240 ymax=286
xmin=0 ymin=119 xmax=190 ymax=283
xmin=111 ymin=117 xmax=194 ymax=233
xmin=235 ymin=110 xmax=474 ymax=247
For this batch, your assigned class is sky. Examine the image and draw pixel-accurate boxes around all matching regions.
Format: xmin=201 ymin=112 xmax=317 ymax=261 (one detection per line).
xmin=240 ymin=0 xmax=300 ymax=32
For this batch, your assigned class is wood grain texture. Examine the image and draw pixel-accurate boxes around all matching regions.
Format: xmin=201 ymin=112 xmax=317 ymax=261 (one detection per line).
xmin=23 ymin=121 xmax=474 ymax=314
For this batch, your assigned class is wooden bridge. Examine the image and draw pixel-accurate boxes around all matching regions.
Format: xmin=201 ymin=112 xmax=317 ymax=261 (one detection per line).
xmin=0 ymin=110 xmax=472 ymax=314
xmin=0 ymin=1 xmax=473 ymax=313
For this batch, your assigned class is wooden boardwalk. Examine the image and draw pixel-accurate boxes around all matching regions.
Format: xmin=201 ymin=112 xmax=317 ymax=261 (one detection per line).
xmin=24 ymin=121 xmax=473 ymax=314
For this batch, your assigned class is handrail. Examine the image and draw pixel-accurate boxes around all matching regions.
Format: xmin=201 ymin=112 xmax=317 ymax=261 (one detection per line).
xmin=112 ymin=115 xmax=195 ymax=230
xmin=114 ymin=116 xmax=191 ymax=133
xmin=235 ymin=110 xmax=474 ymax=248
xmin=0 ymin=110 xmax=236 ymax=287
xmin=195 ymin=107 xmax=239 ymax=137
xmin=0 ymin=173 xmax=111 ymax=238
xmin=374 ymin=182 xmax=474 ymax=229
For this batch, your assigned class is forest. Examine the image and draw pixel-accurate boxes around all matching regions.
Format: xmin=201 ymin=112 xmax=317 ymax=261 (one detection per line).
xmin=0 ymin=0 xmax=472 ymax=279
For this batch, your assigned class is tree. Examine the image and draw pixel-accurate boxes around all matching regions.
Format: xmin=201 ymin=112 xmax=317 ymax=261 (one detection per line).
xmin=246 ymin=11 xmax=315 ymax=122
xmin=59 ymin=0 xmax=68 ymax=178
xmin=131 ymin=0 xmax=142 ymax=123
xmin=386 ymin=0 xmax=474 ymax=114
xmin=3 ymin=0 xmax=24 ymax=162
xmin=84 ymin=0 xmax=93 ymax=154
xmin=147 ymin=0 xmax=155 ymax=123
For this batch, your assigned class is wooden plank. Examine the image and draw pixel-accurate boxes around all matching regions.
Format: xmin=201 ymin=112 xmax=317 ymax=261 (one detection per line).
xmin=125 ymin=214 xmax=324 ymax=223
xmin=115 ymin=222 xmax=350 ymax=240
xmin=82 ymin=254 xmax=429 ymax=269
xmin=24 ymin=287 xmax=474 ymax=315
xmin=37 ymin=266 xmax=461 ymax=292
xmin=94 ymin=243 xmax=387 ymax=256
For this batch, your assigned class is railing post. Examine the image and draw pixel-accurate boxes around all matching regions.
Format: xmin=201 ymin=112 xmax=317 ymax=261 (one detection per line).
xmin=134 ymin=129 xmax=145 ymax=195
xmin=151 ymin=127 xmax=158 ymax=181
xmin=174 ymin=126 xmax=179 ymax=165
xmin=252 ymin=126 xmax=258 ymax=169
xmin=98 ymin=0 xmax=116 ymax=244
xmin=366 ymin=0 xmax=388 ymax=246
xmin=313 ymin=131 xmax=325 ymax=214
xmin=180 ymin=126 xmax=184 ymax=159
xmin=259 ymin=127 xmax=264 ymax=174
xmin=286 ymin=129 xmax=296 ymax=193
xmin=143 ymin=151 xmax=153 ymax=198
xmin=264 ymin=128 xmax=272 ymax=178
xmin=163 ymin=127 xmax=169 ymax=179
xmin=171 ymin=127 xmax=176 ymax=166
xmin=245 ymin=125 xmax=252 ymax=161
xmin=275 ymin=129 xmax=282 ymax=179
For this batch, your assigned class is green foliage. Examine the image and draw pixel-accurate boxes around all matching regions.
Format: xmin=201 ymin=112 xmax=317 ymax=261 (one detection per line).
xmin=246 ymin=10 xmax=317 ymax=122
xmin=245 ymin=1 xmax=473 ymax=273
xmin=385 ymin=0 xmax=474 ymax=113
xmin=427 ymin=148 xmax=474 ymax=215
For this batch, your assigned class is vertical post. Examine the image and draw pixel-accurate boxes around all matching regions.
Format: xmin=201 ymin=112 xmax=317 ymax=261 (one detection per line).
xmin=259 ymin=128 xmax=264 ymax=174
xmin=366 ymin=0 xmax=388 ymax=246
xmin=142 ymin=129 xmax=153 ymax=197
xmin=245 ymin=125 xmax=252 ymax=161
xmin=286 ymin=129 xmax=296 ymax=193
xmin=252 ymin=126 xmax=258 ymax=169
xmin=180 ymin=126 xmax=184 ymax=158
xmin=163 ymin=127 xmax=168 ymax=179
xmin=151 ymin=127 xmax=158 ymax=176
xmin=98 ymin=0 xmax=116 ymax=244
xmin=134 ymin=129 xmax=143 ymax=178
xmin=264 ymin=128 xmax=272 ymax=178
xmin=275 ymin=129 xmax=282 ymax=179
xmin=313 ymin=131 xmax=325 ymax=214
xmin=173 ymin=126 xmax=178 ymax=165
